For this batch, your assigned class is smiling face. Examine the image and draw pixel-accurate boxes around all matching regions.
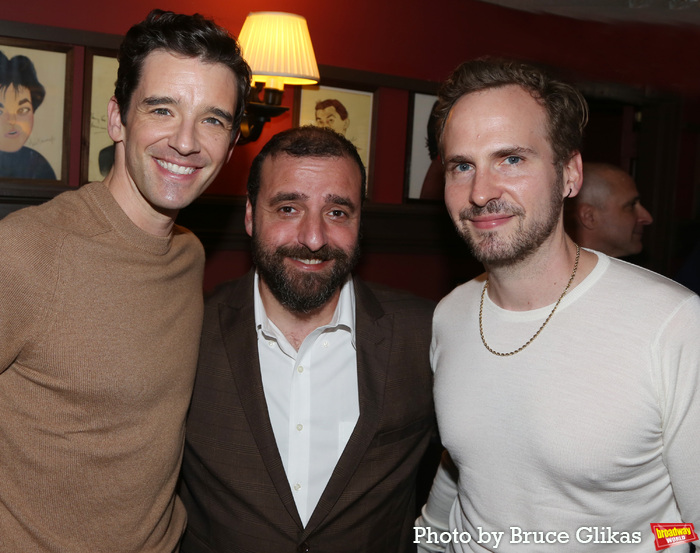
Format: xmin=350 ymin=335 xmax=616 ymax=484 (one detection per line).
xmin=108 ymin=49 xmax=238 ymax=227
xmin=245 ymin=153 xmax=362 ymax=314
xmin=0 ymin=86 xmax=34 ymax=153
xmin=442 ymin=85 xmax=578 ymax=268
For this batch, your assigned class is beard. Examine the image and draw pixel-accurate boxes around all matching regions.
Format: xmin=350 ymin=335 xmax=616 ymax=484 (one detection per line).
xmin=252 ymin=232 xmax=361 ymax=314
xmin=455 ymin=169 xmax=564 ymax=268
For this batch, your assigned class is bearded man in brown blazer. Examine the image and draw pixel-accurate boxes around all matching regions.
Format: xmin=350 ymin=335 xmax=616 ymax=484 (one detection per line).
xmin=180 ymin=126 xmax=435 ymax=553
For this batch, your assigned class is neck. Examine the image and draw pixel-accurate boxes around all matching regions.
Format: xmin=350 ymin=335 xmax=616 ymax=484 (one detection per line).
xmin=103 ymin=151 xmax=176 ymax=238
xmin=258 ymin=278 xmax=341 ymax=351
xmin=485 ymin=233 xmax=591 ymax=311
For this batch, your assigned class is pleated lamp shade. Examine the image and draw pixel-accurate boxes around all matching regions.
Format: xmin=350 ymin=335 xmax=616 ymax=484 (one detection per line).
xmin=238 ymin=12 xmax=320 ymax=90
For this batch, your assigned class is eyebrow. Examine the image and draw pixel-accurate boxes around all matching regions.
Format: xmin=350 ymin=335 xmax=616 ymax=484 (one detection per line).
xmin=269 ymin=192 xmax=309 ymax=204
xmin=142 ymin=96 xmax=234 ymax=125
xmin=326 ymin=194 xmax=357 ymax=212
xmin=209 ymin=107 xmax=234 ymax=125
xmin=0 ymin=99 xmax=32 ymax=110
xmin=444 ymin=154 xmax=471 ymax=166
xmin=143 ymin=96 xmax=177 ymax=107
xmin=268 ymin=191 xmax=357 ymax=212
xmin=491 ymin=146 xmax=537 ymax=159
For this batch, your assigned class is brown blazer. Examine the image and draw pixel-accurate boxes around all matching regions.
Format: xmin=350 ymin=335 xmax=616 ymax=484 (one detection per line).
xmin=180 ymin=271 xmax=435 ymax=553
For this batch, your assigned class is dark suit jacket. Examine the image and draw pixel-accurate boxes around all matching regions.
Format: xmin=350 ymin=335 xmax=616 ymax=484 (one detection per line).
xmin=180 ymin=271 xmax=435 ymax=553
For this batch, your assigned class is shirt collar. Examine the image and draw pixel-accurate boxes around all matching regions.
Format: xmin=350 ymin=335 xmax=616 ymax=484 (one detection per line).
xmin=253 ymin=271 xmax=356 ymax=347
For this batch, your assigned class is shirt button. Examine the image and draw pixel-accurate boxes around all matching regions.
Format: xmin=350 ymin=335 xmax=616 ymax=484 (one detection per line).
xmin=294 ymin=483 xmax=301 ymax=491
xmin=297 ymin=365 xmax=304 ymax=373
xmin=322 ymin=340 xmax=329 ymax=348
xmin=296 ymin=423 xmax=303 ymax=431
xmin=267 ymin=340 xmax=275 ymax=347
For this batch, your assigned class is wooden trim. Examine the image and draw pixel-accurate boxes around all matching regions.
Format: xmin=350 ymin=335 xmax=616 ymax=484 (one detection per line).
xmin=318 ymin=64 xmax=439 ymax=95
xmin=0 ymin=19 xmax=122 ymax=49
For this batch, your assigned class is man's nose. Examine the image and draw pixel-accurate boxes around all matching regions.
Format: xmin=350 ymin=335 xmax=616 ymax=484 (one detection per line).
xmin=469 ymin=169 xmax=503 ymax=208
xmin=637 ymin=204 xmax=653 ymax=226
xmin=297 ymin=213 xmax=328 ymax=252
xmin=169 ymin=120 xmax=201 ymax=155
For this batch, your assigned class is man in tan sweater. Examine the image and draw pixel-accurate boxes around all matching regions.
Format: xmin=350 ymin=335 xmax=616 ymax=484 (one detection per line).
xmin=0 ymin=10 xmax=250 ymax=552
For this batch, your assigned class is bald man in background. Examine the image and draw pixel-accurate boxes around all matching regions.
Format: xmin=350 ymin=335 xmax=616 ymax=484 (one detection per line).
xmin=566 ymin=162 xmax=653 ymax=257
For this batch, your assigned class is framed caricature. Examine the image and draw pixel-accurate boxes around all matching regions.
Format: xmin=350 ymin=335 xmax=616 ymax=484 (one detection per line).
xmin=81 ymin=49 xmax=118 ymax=183
xmin=0 ymin=37 xmax=72 ymax=189
xmin=296 ymin=84 xmax=375 ymax=176
xmin=405 ymin=92 xmax=441 ymax=201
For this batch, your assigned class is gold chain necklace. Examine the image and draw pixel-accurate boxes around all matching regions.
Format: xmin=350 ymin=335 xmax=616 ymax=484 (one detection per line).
xmin=479 ymin=244 xmax=580 ymax=357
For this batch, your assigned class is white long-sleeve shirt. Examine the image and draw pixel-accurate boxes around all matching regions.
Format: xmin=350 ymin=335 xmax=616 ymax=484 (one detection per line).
xmin=417 ymin=252 xmax=700 ymax=552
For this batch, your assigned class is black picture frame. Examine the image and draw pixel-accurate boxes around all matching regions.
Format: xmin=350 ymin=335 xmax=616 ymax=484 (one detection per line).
xmin=81 ymin=47 xmax=118 ymax=184
xmin=0 ymin=36 xmax=73 ymax=195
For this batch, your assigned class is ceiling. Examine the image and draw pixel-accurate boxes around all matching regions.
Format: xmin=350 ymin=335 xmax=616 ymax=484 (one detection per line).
xmin=476 ymin=0 xmax=700 ymax=26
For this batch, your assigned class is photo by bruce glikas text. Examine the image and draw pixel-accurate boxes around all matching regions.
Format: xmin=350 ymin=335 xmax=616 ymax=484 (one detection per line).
xmin=415 ymin=525 xmax=643 ymax=548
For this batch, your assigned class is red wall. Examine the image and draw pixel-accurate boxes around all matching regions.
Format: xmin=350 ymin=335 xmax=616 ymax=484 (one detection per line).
xmin=4 ymin=0 xmax=699 ymax=298
xmin=6 ymin=0 xmax=700 ymax=204
xmin=5 ymin=0 xmax=700 ymax=96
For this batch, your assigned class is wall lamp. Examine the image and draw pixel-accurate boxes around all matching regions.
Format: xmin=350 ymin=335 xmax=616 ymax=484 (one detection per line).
xmin=237 ymin=12 xmax=320 ymax=144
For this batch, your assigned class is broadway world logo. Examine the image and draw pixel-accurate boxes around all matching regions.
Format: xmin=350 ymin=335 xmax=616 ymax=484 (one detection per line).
xmin=650 ymin=523 xmax=698 ymax=550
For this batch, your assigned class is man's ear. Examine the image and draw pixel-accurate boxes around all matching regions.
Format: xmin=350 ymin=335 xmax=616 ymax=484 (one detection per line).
xmin=563 ymin=151 xmax=583 ymax=199
xmin=244 ymin=197 xmax=254 ymax=238
xmin=577 ymin=203 xmax=597 ymax=230
xmin=107 ymin=97 xmax=125 ymax=143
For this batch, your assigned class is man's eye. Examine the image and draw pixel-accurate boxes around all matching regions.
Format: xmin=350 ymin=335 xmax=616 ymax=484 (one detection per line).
xmin=204 ymin=117 xmax=223 ymax=126
xmin=153 ymin=108 xmax=171 ymax=116
xmin=279 ymin=206 xmax=296 ymax=214
xmin=329 ymin=209 xmax=346 ymax=218
xmin=504 ymin=156 xmax=521 ymax=165
xmin=455 ymin=163 xmax=471 ymax=172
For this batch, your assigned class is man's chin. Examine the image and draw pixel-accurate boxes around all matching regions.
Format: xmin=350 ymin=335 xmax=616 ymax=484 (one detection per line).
xmin=1 ymin=141 xmax=25 ymax=154
xmin=275 ymin=280 xmax=340 ymax=314
xmin=285 ymin=270 xmax=333 ymax=292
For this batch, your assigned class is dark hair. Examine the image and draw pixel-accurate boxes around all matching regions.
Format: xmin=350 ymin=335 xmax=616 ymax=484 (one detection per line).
xmin=114 ymin=9 xmax=251 ymax=136
xmin=0 ymin=51 xmax=46 ymax=110
xmin=436 ymin=58 xmax=588 ymax=167
xmin=247 ymin=126 xmax=366 ymax=208
xmin=314 ymin=99 xmax=348 ymax=121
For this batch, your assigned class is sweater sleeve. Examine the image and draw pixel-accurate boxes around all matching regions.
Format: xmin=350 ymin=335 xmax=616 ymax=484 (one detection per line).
xmin=0 ymin=214 xmax=61 ymax=373
xmin=657 ymin=293 xmax=700 ymax=526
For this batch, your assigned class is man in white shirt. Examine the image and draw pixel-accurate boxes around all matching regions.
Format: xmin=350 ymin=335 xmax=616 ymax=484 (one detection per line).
xmin=415 ymin=58 xmax=699 ymax=552
xmin=181 ymin=126 xmax=436 ymax=553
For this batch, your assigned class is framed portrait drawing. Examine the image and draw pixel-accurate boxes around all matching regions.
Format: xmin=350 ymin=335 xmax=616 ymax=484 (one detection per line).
xmin=82 ymin=49 xmax=118 ymax=184
xmin=0 ymin=37 xmax=72 ymax=190
xmin=296 ymin=84 xmax=375 ymax=180
xmin=405 ymin=92 xmax=442 ymax=201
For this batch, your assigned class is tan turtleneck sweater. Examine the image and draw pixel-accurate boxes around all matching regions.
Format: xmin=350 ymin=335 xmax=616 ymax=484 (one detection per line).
xmin=0 ymin=182 xmax=204 ymax=552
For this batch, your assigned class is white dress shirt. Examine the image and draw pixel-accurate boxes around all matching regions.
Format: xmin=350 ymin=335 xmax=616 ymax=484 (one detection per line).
xmin=254 ymin=272 xmax=360 ymax=526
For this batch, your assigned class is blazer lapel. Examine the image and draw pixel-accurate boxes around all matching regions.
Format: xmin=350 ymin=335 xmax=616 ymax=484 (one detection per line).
xmin=303 ymin=278 xmax=392 ymax=535
xmin=218 ymin=271 xmax=304 ymax=529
